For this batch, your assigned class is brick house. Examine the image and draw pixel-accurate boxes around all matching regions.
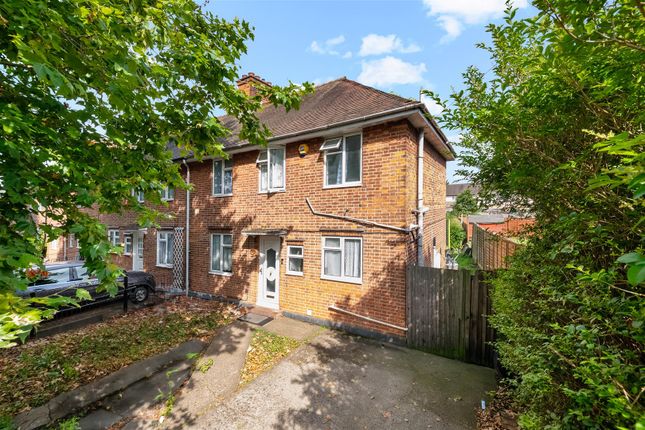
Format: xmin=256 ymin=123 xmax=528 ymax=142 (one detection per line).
xmin=54 ymin=75 xmax=455 ymax=341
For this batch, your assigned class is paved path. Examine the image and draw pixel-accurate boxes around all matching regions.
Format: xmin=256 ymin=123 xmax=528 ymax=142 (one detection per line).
xmin=193 ymin=330 xmax=495 ymax=429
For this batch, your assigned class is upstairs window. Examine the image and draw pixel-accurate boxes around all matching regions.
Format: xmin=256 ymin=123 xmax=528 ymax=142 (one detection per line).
xmin=322 ymin=134 xmax=362 ymax=187
xmin=108 ymin=229 xmax=120 ymax=247
xmin=161 ymin=187 xmax=175 ymax=201
xmin=68 ymin=234 xmax=77 ymax=248
xmin=257 ymin=148 xmax=285 ymax=192
xmin=213 ymin=159 xmax=233 ymax=196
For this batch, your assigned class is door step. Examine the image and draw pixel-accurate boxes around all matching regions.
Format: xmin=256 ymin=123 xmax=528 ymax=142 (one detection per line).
xmin=238 ymin=313 xmax=273 ymax=326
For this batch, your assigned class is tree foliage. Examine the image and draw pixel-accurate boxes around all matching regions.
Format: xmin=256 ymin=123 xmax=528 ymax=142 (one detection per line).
xmin=0 ymin=0 xmax=313 ymax=347
xmin=447 ymin=215 xmax=466 ymax=252
xmin=451 ymin=189 xmax=480 ymax=216
xmin=430 ymin=1 xmax=644 ymax=427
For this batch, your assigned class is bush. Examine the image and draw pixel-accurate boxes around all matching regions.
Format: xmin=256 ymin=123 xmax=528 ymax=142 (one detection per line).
xmin=448 ymin=215 xmax=466 ymax=251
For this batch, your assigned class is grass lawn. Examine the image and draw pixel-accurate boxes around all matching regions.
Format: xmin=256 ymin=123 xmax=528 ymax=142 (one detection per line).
xmin=240 ymin=329 xmax=300 ymax=385
xmin=0 ymin=297 xmax=234 ymax=418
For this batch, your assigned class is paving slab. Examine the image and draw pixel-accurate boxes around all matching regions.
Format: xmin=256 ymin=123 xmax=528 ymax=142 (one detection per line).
xmin=78 ymin=409 xmax=122 ymax=430
xmin=262 ymin=315 xmax=324 ymax=341
xmin=159 ymin=320 xmax=253 ymax=428
xmin=193 ymin=330 xmax=495 ymax=429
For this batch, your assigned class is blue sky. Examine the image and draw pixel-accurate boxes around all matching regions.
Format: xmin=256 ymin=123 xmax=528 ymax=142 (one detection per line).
xmin=207 ymin=0 xmax=534 ymax=182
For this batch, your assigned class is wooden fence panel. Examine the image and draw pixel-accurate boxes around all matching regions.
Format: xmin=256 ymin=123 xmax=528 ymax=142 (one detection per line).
xmin=407 ymin=265 xmax=495 ymax=367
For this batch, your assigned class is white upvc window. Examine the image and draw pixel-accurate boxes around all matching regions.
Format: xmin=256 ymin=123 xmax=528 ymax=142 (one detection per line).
xmin=157 ymin=231 xmax=174 ymax=267
xmin=213 ymin=159 xmax=233 ymax=196
xmin=321 ymin=237 xmax=362 ymax=284
xmin=286 ymin=245 xmax=304 ymax=276
xmin=322 ymin=133 xmax=362 ymax=188
xmin=161 ymin=187 xmax=175 ymax=201
xmin=257 ymin=147 xmax=285 ymax=193
xmin=210 ymin=233 xmax=232 ymax=274
xmin=124 ymin=234 xmax=133 ymax=255
xmin=68 ymin=234 xmax=77 ymax=248
xmin=131 ymin=189 xmax=145 ymax=203
xmin=108 ymin=229 xmax=120 ymax=247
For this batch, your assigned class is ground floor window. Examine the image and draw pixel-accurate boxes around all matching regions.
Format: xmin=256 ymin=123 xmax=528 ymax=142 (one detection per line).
xmin=210 ymin=233 xmax=232 ymax=274
xmin=287 ymin=245 xmax=304 ymax=275
xmin=108 ymin=229 xmax=120 ymax=247
xmin=321 ymin=237 xmax=362 ymax=284
xmin=157 ymin=231 xmax=174 ymax=267
xmin=124 ymin=234 xmax=133 ymax=255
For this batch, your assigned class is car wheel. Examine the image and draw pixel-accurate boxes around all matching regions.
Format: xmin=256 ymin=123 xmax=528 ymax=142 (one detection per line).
xmin=130 ymin=285 xmax=149 ymax=304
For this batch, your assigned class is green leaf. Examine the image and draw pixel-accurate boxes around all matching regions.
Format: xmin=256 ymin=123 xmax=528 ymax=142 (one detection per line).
xmin=75 ymin=288 xmax=92 ymax=302
xmin=626 ymin=264 xmax=645 ymax=286
xmin=617 ymin=253 xmax=643 ymax=264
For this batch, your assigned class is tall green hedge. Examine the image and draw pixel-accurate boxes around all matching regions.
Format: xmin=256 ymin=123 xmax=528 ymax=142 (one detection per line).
xmin=431 ymin=1 xmax=644 ymax=427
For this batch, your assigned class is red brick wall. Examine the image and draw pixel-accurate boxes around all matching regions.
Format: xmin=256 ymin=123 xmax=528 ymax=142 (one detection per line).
xmin=89 ymin=119 xmax=448 ymax=338
xmin=422 ymin=135 xmax=447 ymax=267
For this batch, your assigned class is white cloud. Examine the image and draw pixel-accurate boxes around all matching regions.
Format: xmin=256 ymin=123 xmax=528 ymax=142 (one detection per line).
xmin=421 ymin=94 xmax=444 ymax=116
xmin=359 ymin=34 xmax=421 ymax=56
xmin=342 ymin=51 xmax=353 ymax=59
xmin=308 ymin=35 xmax=349 ymax=57
xmin=422 ymin=0 xmax=528 ymax=42
xmin=357 ymin=56 xmax=427 ymax=87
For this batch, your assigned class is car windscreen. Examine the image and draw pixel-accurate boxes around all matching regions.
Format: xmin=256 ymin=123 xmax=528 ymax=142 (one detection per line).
xmin=31 ymin=268 xmax=70 ymax=285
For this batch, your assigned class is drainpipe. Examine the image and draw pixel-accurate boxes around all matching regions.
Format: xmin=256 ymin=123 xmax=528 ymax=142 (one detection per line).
xmin=305 ymin=198 xmax=415 ymax=233
xmin=183 ymin=159 xmax=190 ymax=296
xmin=416 ymin=129 xmax=426 ymax=266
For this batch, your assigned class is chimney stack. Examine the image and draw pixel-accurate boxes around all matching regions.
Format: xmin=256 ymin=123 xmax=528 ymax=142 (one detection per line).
xmin=236 ymin=72 xmax=272 ymax=98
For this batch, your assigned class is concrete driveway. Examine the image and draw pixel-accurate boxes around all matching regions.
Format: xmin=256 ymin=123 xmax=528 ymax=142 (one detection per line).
xmin=192 ymin=330 xmax=495 ymax=429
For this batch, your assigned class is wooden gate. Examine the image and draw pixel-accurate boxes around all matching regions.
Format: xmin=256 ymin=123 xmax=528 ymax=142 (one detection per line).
xmin=406 ymin=266 xmax=495 ymax=367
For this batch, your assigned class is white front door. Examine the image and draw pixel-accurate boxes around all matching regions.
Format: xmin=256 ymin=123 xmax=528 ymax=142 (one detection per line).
xmin=132 ymin=232 xmax=144 ymax=271
xmin=257 ymin=236 xmax=280 ymax=309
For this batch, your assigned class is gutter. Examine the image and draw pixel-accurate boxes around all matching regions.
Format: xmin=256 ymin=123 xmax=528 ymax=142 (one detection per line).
xmin=176 ymin=105 xmax=455 ymax=163
xmin=305 ymin=198 xmax=415 ymax=234
xmin=182 ymin=159 xmax=190 ymax=296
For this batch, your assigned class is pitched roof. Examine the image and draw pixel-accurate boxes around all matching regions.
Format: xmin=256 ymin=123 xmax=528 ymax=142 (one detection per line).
xmin=169 ymin=77 xmax=452 ymax=160
xmin=446 ymin=183 xmax=480 ymax=197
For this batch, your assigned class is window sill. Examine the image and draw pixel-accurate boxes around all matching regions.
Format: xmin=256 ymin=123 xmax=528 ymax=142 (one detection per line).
xmin=209 ymin=271 xmax=233 ymax=277
xmin=156 ymin=264 xmax=173 ymax=269
xmin=212 ymin=194 xmax=233 ymax=198
xmin=323 ymin=182 xmax=362 ymax=190
xmin=161 ymin=199 xmax=174 ymax=202
xmin=124 ymin=253 xmax=132 ymax=256
xmin=258 ymin=189 xmax=286 ymax=194
xmin=320 ymin=275 xmax=362 ymax=285
xmin=286 ymin=272 xmax=304 ymax=277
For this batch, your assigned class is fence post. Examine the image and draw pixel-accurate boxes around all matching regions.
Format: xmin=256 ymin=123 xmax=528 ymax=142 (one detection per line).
xmin=123 ymin=274 xmax=128 ymax=313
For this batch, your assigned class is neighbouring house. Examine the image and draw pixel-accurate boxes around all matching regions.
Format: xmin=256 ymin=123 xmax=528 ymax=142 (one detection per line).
xmin=47 ymin=74 xmax=455 ymax=341
xmin=464 ymin=214 xmax=534 ymax=242
xmin=445 ymin=182 xmax=480 ymax=211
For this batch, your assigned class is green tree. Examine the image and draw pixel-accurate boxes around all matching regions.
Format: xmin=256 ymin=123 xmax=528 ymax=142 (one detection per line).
xmin=0 ymin=0 xmax=313 ymax=347
xmin=428 ymin=1 xmax=644 ymax=428
xmin=447 ymin=215 xmax=466 ymax=252
xmin=451 ymin=189 xmax=479 ymax=216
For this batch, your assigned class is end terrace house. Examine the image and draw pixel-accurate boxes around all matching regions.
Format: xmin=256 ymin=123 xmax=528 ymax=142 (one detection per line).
xmin=95 ymin=74 xmax=455 ymax=340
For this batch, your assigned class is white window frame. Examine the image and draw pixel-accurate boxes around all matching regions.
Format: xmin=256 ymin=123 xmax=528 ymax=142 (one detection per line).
xmin=131 ymin=189 xmax=145 ymax=203
xmin=286 ymin=245 xmax=304 ymax=276
xmin=322 ymin=133 xmax=362 ymax=188
xmin=257 ymin=147 xmax=286 ymax=193
xmin=209 ymin=233 xmax=233 ymax=275
xmin=161 ymin=187 xmax=174 ymax=201
xmin=68 ymin=233 xmax=77 ymax=248
xmin=123 ymin=234 xmax=133 ymax=255
xmin=320 ymin=236 xmax=363 ymax=284
xmin=156 ymin=231 xmax=174 ymax=268
xmin=212 ymin=158 xmax=233 ymax=197
xmin=108 ymin=229 xmax=120 ymax=247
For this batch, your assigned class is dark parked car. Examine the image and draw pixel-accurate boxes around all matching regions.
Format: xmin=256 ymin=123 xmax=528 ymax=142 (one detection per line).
xmin=20 ymin=262 xmax=156 ymax=305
